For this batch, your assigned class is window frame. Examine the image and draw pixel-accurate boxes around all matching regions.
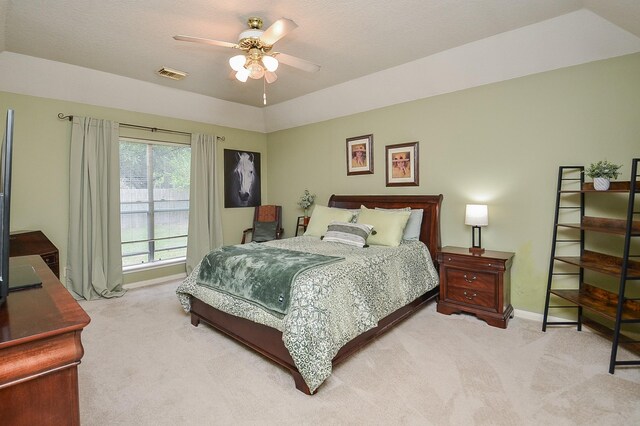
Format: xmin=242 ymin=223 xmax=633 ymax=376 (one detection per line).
xmin=119 ymin=137 xmax=191 ymax=271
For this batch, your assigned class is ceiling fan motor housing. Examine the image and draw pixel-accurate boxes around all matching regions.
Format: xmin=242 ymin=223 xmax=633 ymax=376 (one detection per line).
xmin=238 ymin=17 xmax=273 ymax=52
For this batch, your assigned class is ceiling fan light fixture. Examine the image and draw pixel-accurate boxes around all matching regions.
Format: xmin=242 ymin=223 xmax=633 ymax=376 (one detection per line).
xmin=262 ymin=55 xmax=278 ymax=72
xmin=175 ymin=16 xmax=319 ymax=102
xmin=229 ymin=55 xmax=247 ymax=71
xmin=247 ymin=61 xmax=265 ymax=79
xmin=235 ymin=68 xmax=250 ymax=82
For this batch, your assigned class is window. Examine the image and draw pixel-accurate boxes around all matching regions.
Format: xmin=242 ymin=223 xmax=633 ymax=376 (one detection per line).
xmin=120 ymin=138 xmax=190 ymax=268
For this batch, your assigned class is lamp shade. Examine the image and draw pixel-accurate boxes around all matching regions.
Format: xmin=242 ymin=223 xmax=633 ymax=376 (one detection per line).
xmin=465 ymin=204 xmax=488 ymax=226
xmin=229 ymin=55 xmax=247 ymax=72
xmin=235 ymin=68 xmax=250 ymax=82
xmin=262 ymin=55 xmax=279 ymax=72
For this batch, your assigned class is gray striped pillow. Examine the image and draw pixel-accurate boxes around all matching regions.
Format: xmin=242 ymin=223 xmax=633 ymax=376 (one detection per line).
xmin=322 ymin=221 xmax=374 ymax=247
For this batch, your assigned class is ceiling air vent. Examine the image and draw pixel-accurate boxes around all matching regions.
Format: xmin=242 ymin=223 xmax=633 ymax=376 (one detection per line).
xmin=157 ymin=67 xmax=188 ymax=80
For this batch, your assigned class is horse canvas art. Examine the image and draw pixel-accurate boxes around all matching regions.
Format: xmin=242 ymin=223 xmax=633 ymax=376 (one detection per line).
xmin=224 ymin=149 xmax=261 ymax=208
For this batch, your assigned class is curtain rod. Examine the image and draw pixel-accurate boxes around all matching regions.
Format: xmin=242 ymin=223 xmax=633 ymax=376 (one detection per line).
xmin=57 ymin=113 xmax=225 ymax=141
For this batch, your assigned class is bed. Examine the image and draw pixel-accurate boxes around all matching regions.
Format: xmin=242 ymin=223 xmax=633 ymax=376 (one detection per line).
xmin=176 ymin=194 xmax=443 ymax=394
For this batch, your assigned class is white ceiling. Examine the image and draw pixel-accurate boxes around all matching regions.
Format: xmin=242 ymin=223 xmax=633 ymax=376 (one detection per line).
xmin=1 ymin=1 xmax=640 ymax=109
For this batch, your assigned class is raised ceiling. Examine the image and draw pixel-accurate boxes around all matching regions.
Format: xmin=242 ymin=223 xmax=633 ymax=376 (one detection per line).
xmin=1 ymin=0 xmax=639 ymax=108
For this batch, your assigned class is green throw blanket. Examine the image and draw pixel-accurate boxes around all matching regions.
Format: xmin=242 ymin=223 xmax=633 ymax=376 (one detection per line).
xmin=196 ymin=243 xmax=343 ymax=318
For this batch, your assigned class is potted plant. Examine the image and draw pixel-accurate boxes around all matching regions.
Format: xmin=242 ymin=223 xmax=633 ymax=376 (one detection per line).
xmin=298 ymin=189 xmax=315 ymax=224
xmin=585 ymin=160 xmax=622 ymax=191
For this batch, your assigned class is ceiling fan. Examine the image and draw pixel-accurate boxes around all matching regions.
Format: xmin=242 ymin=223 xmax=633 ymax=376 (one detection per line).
xmin=174 ymin=17 xmax=320 ymax=90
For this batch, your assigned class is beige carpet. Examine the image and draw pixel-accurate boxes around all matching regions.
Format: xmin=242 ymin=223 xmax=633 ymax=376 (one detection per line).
xmin=78 ymin=281 xmax=640 ymax=425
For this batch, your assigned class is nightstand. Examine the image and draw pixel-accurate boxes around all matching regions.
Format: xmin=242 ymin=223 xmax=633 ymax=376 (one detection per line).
xmin=436 ymin=246 xmax=514 ymax=328
xmin=295 ymin=216 xmax=310 ymax=236
xmin=10 ymin=230 xmax=60 ymax=278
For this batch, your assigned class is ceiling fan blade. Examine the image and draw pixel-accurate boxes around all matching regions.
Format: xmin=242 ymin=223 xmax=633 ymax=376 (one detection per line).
xmin=260 ymin=18 xmax=298 ymax=45
xmin=275 ymin=52 xmax=321 ymax=73
xmin=173 ymin=35 xmax=238 ymax=49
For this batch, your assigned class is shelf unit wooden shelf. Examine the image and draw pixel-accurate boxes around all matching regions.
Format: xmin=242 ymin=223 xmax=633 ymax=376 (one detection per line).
xmin=557 ymin=216 xmax=640 ymax=236
xmin=542 ymin=159 xmax=640 ymax=374
xmin=554 ymin=251 xmax=640 ymax=279
xmin=559 ymin=181 xmax=635 ymax=193
xmin=551 ymin=284 xmax=640 ymax=322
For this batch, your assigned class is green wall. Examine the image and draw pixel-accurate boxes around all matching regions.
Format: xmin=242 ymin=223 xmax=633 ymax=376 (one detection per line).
xmin=266 ymin=53 xmax=640 ymax=314
xmin=0 ymin=92 xmax=267 ymax=284
xmin=2 ymin=53 xmax=639 ymax=310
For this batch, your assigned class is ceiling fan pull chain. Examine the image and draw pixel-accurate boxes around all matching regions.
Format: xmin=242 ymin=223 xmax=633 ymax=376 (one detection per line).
xmin=263 ymin=78 xmax=267 ymax=105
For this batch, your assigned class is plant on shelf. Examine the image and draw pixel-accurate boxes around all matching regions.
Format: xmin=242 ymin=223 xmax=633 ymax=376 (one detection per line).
xmin=298 ymin=189 xmax=316 ymax=218
xmin=585 ymin=160 xmax=622 ymax=191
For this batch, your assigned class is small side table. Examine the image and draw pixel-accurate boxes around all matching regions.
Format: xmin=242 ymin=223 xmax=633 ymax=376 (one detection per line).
xmin=295 ymin=216 xmax=310 ymax=236
xmin=10 ymin=230 xmax=60 ymax=278
xmin=436 ymin=246 xmax=514 ymax=328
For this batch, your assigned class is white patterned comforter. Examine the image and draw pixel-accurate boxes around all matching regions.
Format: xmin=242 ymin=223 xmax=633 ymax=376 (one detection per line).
xmin=176 ymin=236 xmax=439 ymax=393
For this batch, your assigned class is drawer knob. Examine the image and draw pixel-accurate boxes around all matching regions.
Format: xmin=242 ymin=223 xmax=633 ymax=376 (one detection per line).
xmin=463 ymin=274 xmax=477 ymax=283
xmin=463 ymin=291 xmax=477 ymax=300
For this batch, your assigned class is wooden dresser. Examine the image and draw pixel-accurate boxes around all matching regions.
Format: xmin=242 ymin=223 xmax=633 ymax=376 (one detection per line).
xmin=0 ymin=255 xmax=90 ymax=425
xmin=10 ymin=231 xmax=60 ymax=278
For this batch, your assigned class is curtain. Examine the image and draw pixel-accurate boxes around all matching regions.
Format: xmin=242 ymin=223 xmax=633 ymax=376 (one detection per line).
xmin=66 ymin=116 xmax=125 ymax=300
xmin=186 ymin=133 xmax=223 ymax=274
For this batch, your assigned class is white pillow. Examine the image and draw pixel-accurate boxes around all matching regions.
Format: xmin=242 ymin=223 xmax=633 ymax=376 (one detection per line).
xmin=304 ymin=205 xmax=354 ymax=237
xmin=375 ymin=207 xmax=423 ymax=240
xmin=357 ymin=206 xmax=410 ymax=247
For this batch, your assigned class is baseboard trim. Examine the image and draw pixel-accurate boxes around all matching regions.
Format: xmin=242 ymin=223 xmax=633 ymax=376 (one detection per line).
xmin=123 ymin=273 xmax=187 ymax=290
xmin=514 ymin=308 xmax=566 ymax=323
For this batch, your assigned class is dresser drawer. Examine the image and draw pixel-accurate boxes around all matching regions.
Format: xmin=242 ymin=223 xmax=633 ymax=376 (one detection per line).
xmin=439 ymin=253 xmax=507 ymax=271
xmin=445 ymin=286 xmax=497 ymax=312
xmin=444 ymin=268 xmax=497 ymax=294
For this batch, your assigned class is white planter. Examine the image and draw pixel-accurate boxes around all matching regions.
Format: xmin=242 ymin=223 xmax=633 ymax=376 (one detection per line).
xmin=593 ymin=177 xmax=610 ymax=191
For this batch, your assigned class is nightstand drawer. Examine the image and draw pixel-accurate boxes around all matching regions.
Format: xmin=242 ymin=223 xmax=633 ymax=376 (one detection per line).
xmin=42 ymin=253 xmax=59 ymax=266
xmin=445 ymin=268 xmax=496 ymax=293
xmin=439 ymin=254 xmax=506 ymax=271
xmin=446 ymin=287 xmax=497 ymax=311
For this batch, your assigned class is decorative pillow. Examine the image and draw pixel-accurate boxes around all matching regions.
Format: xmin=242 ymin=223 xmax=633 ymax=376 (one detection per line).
xmin=322 ymin=221 xmax=374 ymax=247
xmin=252 ymin=221 xmax=278 ymax=242
xmin=304 ymin=205 xmax=354 ymax=237
xmin=375 ymin=207 xmax=424 ymax=240
xmin=357 ymin=205 xmax=410 ymax=247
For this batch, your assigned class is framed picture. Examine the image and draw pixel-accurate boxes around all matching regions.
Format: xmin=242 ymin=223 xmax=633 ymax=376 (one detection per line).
xmin=346 ymin=134 xmax=374 ymax=175
xmin=224 ymin=149 xmax=261 ymax=208
xmin=385 ymin=142 xmax=419 ymax=187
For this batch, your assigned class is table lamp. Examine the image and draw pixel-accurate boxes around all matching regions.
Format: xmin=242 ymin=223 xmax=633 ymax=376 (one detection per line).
xmin=465 ymin=204 xmax=488 ymax=255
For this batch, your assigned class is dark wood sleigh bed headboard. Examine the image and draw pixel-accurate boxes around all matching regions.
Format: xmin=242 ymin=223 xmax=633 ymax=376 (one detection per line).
xmin=328 ymin=194 xmax=443 ymax=266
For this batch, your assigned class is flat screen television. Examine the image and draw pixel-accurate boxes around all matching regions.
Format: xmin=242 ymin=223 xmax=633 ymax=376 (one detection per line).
xmin=0 ymin=109 xmax=14 ymax=307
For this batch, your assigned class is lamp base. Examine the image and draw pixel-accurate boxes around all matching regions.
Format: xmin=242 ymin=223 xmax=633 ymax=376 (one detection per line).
xmin=469 ymin=247 xmax=485 ymax=255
